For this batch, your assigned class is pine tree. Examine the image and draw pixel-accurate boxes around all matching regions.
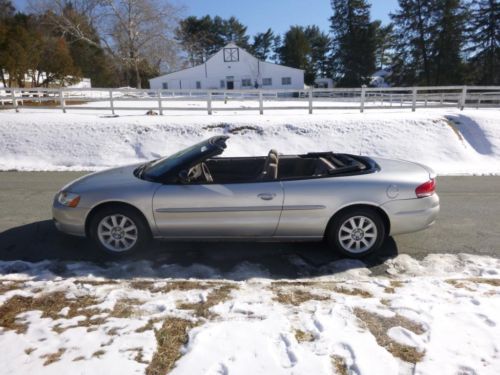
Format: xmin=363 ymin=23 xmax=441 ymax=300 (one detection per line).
xmin=430 ymin=0 xmax=467 ymax=84
xmin=467 ymin=0 xmax=499 ymax=84
xmin=305 ymin=25 xmax=332 ymax=79
xmin=252 ymin=28 xmax=275 ymax=60
xmin=372 ymin=20 xmax=394 ymax=70
xmin=330 ymin=0 xmax=377 ymax=87
xmin=279 ymin=26 xmax=314 ymax=84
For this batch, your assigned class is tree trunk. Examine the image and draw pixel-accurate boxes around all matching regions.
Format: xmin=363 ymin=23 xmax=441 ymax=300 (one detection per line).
xmin=135 ymin=61 xmax=141 ymax=89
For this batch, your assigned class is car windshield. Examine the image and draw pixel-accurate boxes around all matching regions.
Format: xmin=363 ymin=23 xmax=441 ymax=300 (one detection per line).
xmin=140 ymin=139 xmax=219 ymax=181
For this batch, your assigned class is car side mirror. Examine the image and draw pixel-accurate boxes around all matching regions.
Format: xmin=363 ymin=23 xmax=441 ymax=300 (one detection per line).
xmin=178 ymin=170 xmax=190 ymax=184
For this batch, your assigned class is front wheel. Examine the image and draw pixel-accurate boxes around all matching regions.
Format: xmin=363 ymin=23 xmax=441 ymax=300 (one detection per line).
xmin=89 ymin=206 xmax=150 ymax=256
xmin=327 ymin=208 xmax=386 ymax=258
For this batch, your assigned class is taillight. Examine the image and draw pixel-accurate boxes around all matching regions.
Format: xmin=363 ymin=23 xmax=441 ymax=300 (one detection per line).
xmin=415 ymin=179 xmax=436 ymax=198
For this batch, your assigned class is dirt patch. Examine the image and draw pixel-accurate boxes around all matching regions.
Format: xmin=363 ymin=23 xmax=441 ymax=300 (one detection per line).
xmin=130 ymin=280 xmax=215 ymax=294
xmin=24 ymin=347 xmax=36 ymax=355
xmin=384 ymin=280 xmax=404 ymax=294
xmin=272 ymin=288 xmax=330 ymax=306
xmin=124 ymin=347 xmax=149 ymax=364
xmin=145 ymin=317 xmax=195 ymax=375
xmin=41 ymin=348 xmax=66 ymax=366
xmin=92 ymin=349 xmax=106 ymax=358
xmin=202 ymin=123 xmax=264 ymax=135
xmin=176 ymin=284 xmax=238 ymax=319
xmin=0 ymin=291 xmax=102 ymax=333
xmin=294 ymin=329 xmax=315 ymax=343
xmin=272 ymin=281 xmax=372 ymax=298
xmin=110 ymin=298 xmax=143 ymax=318
xmin=331 ymin=355 xmax=349 ymax=375
xmin=446 ymin=278 xmax=500 ymax=290
xmin=0 ymin=280 xmax=24 ymax=295
xmin=135 ymin=318 xmax=163 ymax=333
xmin=354 ymin=308 xmax=425 ymax=363
xmin=72 ymin=356 xmax=85 ymax=362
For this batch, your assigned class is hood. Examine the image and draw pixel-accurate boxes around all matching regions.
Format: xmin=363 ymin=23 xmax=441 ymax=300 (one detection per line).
xmin=63 ymin=163 xmax=145 ymax=193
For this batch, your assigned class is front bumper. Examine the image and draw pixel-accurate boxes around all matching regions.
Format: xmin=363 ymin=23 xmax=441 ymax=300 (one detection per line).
xmin=52 ymin=200 xmax=89 ymax=237
xmin=382 ymin=194 xmax=440 ymax=236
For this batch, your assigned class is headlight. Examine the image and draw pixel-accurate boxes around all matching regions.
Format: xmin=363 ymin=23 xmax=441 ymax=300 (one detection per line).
xmin=57 ymin=192 xmax=80 ymax=207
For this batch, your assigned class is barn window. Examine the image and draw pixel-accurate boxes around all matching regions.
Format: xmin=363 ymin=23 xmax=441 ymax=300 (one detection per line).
xmin=196 ymin=81 xmax=201 ymax=89
xmin=282 ymin=77 xmax=292 ymax=85
xmin=241 ymin=78 xmax=252 ymax=87
xmin=220 ymin=80 xmax=225 ymax=88
xmin=262 ymin=78 xmax=272 ymax=86
xmin=162 ymin=82 xmax=168 ymax=89
xmin=223 ymin=48 xmax=239 ymax=62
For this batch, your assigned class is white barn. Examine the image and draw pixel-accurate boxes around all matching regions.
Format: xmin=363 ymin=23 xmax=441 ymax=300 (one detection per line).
xmin=149 ymin=43 xmax=304 ymax=91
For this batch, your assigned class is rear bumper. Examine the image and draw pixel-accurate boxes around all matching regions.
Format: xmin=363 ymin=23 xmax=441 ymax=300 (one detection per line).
xmin=52 ymin=201 xmax=89 ymax=237
xmin=382 ymin=194 xmax=440 ymax=236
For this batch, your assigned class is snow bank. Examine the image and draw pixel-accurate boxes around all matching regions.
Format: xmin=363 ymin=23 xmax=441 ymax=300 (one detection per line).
xmin=0 ymin=108 xmax=499 ymax=174
xmin=0 ymin=253 xmax=499 ymax=375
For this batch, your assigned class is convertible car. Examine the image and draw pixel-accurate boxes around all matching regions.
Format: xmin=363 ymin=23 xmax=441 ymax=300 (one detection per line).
xmin=53 ymin=136 xmax=439 ymax=258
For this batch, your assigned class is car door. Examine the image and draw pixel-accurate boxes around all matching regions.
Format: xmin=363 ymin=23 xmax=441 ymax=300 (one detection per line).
xmin=152 ymin=181 xmax=284 ymax=237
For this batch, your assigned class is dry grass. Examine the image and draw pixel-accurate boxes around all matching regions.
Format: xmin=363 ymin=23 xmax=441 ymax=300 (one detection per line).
xmin=354 ymin=308 xmax=426 ymax=363
xmin=110 ymin=298 xmax=142 ymax=319
xmin=124 ymin=347 xmax=149 ymax=364
xmin=331 ymin=355 xmax=349 ymax=375
xmin=145 ymin=317 xmax=194 ymax=375
xmin=294 ymin=329 xmax=315 ymax=343
xmin=24 ymin=347 xmax=36 ymax=355
xmin=0 ymin=280 xmax=24 ymax=295
xmin=92 ymin=350 xmax=106 ymax=358
xmin=271 ymin=281 xmax=372 ymax=299
xmin=0 ymin=291 xmax=102 ymax=333
xmin=72 ymin=356 xmax=85 ymax=362
xmin=176 ymin=284 xmax=238 ymax=319
xmin=446 ymin=278 xmax=500 ymax=290
xmin=271 ymin=286 xmax=330 ymax=306
xmin=73 ymin=280 xmax=118 ymax=287
xmin=384 ymin=280 xmax=404 ymax=294
xmin=130 ymin=280 xmax=216 ymax=294
xmin=135 ymin=318 xmax=163 ymax=333
xmin=41 ymin=348 xmax=66 ymax=366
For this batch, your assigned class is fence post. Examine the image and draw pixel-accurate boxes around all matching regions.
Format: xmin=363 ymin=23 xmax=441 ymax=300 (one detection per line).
xmin=207 ymin=91 xmax=212 ymax=115
xmin=308 ymin=88 xmax=313 ymax=114
xmin=59 ymin=89 xmax=66 ymax=113
xmin=109 ymin=90 xmax=115 ymax=115
xmin=477 ymin=93 xmax=482 ymax=109
xmin=360 ymin=85 xmax=366 ymax=113
xmin=259 ymin=91 xmax=263 ymax=115
xmin=460 ymin=86 xmax=467 ymax=110
xmin=440 ymin=92 xmax=444 ymax=105
xmin=412 ymin=87 xmax=417 ymax=112
xmin=11 ymin=88 xmax=19 ymax=112
xmin=157 ymin=89 xmax=163 ymax=115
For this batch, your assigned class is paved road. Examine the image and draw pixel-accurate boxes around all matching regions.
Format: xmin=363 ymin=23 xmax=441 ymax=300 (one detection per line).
xmin=0 ymin=172 xmax=498 ymax=279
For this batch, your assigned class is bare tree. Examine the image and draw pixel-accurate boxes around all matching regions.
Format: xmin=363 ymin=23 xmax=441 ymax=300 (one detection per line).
xmin=32 ymin=0 xmax=182 ymax=88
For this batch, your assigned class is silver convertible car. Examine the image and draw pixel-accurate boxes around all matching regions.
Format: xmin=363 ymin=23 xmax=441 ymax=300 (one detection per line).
xmin=53 ymin=136 xmax=439 ymax=258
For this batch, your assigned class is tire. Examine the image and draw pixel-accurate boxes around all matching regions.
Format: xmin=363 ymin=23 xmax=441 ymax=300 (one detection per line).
xmin=326 ymin=208 xmax=386 ymax=258
xmin=89 ymin=206 xmax=151 ymax=256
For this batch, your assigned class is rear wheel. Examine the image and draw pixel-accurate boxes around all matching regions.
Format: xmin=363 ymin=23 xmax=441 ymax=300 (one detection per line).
xmin=89 ymin=206 xmax=150 ymax=256
xmin=327 ymin=208 xmax=386 ymax=258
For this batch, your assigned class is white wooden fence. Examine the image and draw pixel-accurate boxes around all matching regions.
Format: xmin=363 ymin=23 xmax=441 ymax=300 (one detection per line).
xmin=1 ymin=86 xmax=499 ymax=115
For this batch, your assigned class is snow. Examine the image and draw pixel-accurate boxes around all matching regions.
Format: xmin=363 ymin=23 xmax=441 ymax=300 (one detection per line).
xmin=0 ymin=107 xmax=499 ymax=174
xmin=0 ymin=253 xmax=499 ymax=374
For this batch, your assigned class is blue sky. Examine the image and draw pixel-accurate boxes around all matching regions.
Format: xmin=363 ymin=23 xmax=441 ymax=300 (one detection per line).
xmin=13 ymin=0 xmax=399 ymax=36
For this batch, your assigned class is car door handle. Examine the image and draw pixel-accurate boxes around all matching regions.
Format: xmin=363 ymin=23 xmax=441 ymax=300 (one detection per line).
xmin=258 ymin=193 xmax=276 ymax=200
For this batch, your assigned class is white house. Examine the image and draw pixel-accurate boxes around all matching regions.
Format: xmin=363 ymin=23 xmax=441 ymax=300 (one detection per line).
xmin=149 ymin=43 xmax=304 ymax=91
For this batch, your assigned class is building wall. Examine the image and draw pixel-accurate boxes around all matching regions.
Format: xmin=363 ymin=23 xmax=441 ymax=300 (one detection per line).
xmin=149 ymin=44 xmax=304 ymax=90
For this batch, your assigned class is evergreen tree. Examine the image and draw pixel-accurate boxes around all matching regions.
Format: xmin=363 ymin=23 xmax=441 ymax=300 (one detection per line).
xmin=221 ymin=16 xmax=250 ymax=48
xmin=372 ymin=20 xmax=394 ymax=70
xmin=330 ymin=0 xmax=377 ymax=87
xmin=304 ymin=25 xmax=332 ymax=79
xmin=279 ymin=26 xmax=315 ymax=84
xmin=252 ymin=28 xmax=275 ymax=60
xmin=466 ymin=0 xmax=499 ymax=84
xmin=430 ymin=0 xmax=467 ymax=84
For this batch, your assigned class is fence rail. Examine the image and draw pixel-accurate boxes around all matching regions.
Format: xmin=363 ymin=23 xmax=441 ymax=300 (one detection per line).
xmin=1 ymin=86 xmax=499 ymax=115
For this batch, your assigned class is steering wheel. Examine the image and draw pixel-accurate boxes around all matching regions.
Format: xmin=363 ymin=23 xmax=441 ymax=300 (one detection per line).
xmin=201 ymin=162 xmax=213 ymax=183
